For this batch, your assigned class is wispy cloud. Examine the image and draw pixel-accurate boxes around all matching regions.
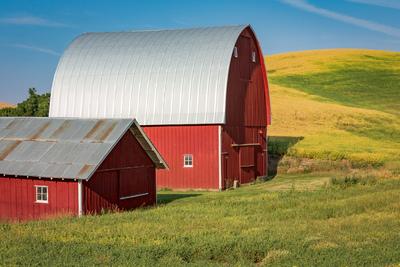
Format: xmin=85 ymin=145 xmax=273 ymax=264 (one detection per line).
xmin=348 ymin=0 xmax=400 ymax=10
xmin=12 ymin=44 xmax=60 ymax=56
xmin=281 ymin=0 xmax=400 ymax=38
xmin=0 ymin=15 xmax=68 ymax=27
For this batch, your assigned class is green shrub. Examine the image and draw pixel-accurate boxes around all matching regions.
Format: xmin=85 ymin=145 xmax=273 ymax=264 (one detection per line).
xmin=330 ymin=174 xmax=377 ymax=188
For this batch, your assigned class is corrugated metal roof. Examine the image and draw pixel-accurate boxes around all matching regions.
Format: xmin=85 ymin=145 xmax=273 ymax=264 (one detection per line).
xmin=49 ymin=25 xmax=249 ymax=125
xmin=0 ymin=117 xmax=167 ymax=180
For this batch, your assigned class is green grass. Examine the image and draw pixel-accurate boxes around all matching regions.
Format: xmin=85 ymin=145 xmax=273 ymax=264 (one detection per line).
xmin=270 ymin=66 xmax=400 ymax=116
xmin=266 ymin=49 xmax=400 ymax=167
xmin=1 ymin=174 xmax=400 ymax=266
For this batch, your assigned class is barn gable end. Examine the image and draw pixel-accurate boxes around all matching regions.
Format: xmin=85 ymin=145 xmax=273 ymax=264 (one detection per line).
xmin=0 ymin=117 xmax=166 ymax=220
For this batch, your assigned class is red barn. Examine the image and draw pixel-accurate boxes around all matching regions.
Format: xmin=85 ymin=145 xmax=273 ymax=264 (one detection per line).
xmin=49 ymin=25 xmax=271 ymax=190
xmin=0 ymin=117 xmax=166 ymax=221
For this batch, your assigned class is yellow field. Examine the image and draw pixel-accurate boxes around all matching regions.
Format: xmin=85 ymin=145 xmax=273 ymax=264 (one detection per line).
xmin=265 ymin=49 xmax=400 ymax=167
xmin=266 ymin=48 xmax=400 ymax=75
xmin=0 ymin=102 xmax=14 ymax=109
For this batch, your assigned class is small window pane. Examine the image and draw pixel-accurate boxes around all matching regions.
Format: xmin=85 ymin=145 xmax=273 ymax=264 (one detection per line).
xmin=35 ymin=186 xmax=48 ymax=203
xmin=252 ymin=51 xmax=256 ymax=62
xmin=233 ymin=47 xmax=238 ymax=58
xmin=184 ymin=154 xmax=193 ymax=167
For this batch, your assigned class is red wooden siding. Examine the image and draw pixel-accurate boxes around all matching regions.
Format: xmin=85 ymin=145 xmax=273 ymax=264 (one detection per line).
xmin=0 ymin=177 xmax=77 ymax=221
xmin=226 ymin=28 xmax=268 ymax=127
xmin=143 ymin=125 xmax=220 ymax=190
xmin=83 ymin=131 xmax=156 ymax=214
xmin=221 ymin=28 xmax=268 ymax=188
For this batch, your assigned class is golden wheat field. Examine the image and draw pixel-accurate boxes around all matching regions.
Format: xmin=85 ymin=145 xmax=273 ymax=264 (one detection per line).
xmin=265 ymin=49 xmax=400 ymax=168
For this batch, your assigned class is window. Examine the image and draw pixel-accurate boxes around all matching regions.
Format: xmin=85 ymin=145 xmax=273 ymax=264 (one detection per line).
xmin=35 ymin=186 xmax=48 ymax=203
xmin=184 ymin=154 xmax=193 ymax=168
xmin=252 ymin=51 xmax=256 ymax=63
xmin=233 ymin=46 xmax=238 ymax=58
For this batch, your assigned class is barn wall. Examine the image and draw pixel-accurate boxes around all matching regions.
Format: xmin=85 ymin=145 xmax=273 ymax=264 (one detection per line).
xmin=0 ymin=177 xmax=77 ymax=221
xmin=222 ymin=28 xmax=268 ymax=187
xmin=83 ymin=131 xmax=156 ymax=214
xmin=143 ymin=125 xmax=220 ymax=190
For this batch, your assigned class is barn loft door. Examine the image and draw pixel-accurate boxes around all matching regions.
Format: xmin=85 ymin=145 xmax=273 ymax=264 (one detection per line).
xmin=239 ymin=146 xmax=256 ymax=184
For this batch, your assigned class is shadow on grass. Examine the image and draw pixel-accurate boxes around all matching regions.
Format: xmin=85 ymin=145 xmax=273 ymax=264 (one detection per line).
xmin=157 ymin=193 xmax=202 ymax=205
xmin=268 ymin=136 xmax=304 ymax=178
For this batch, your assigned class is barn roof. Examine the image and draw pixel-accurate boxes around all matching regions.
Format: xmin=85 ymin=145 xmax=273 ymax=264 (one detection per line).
xmin=0 ymin=117 xmax=167 ymax=180
xmin=49 ymin=25 xmax=252 ymax=125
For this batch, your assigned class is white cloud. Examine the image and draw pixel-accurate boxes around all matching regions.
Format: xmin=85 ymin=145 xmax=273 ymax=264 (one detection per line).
xmin=0 ymin=16 xmax=68 ymax=27
xmin=280 ymin=0 xmax=400 ymax=38
xmin=12 ymin=44 xmax=60 ymax=56
xmin=348 ymin=0 xmax=400 ymax=10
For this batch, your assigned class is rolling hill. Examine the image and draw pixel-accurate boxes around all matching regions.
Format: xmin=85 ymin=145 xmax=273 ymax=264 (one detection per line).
xmin=1 ymin=49 xmax=400 ymax=266
xmin=0 ymin=102 xmax=14 ymax=109
xmin=266 ymin=49 xmax=400 ymax=169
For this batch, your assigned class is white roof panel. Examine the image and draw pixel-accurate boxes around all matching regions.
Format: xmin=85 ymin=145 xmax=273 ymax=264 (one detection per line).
xmin=49 ymin=25 xmax=248 ymax=125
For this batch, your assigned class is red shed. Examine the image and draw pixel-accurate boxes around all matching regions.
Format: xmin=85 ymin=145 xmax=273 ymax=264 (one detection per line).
xmin=49 ymin=25 xmax=271 ymax=190
xmin=0 ymin=117 xmax=167 ymax=221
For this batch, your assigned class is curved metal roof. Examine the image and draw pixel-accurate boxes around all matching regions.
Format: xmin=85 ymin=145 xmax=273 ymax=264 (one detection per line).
xmin=49 ymin=25 xmax=249 ymax=125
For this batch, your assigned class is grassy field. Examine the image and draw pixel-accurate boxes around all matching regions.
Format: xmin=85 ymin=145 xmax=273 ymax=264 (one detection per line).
xmin=1 ymin=49 xmax=399 ymax=266
xmin=1 ymin=174 xmax=399 ymax=266
xmin=0 ymin=102 xmax=13 ymax=109
xmin=266 ymin=49 xmax=400 ymax=168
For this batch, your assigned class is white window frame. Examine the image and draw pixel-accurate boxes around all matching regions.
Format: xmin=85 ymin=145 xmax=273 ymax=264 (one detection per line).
xmin=35 ymin=185 xmax=48 ymax=204
xmin=252 ymin=51 xmax=256 ymax=63
xmin=183 ymin=154 xmax=193 ymax=168
xmin=233 ymin=46 xmax=238 ymax=58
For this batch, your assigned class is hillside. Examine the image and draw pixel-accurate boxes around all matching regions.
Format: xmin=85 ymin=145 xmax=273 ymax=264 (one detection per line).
xmin=266 ymin=49 xmax=400 ymax=168
xmin=1 ymin=49 xmax=400 ymax=266
xmin=0 ymin=102 xmax=14 ymax=109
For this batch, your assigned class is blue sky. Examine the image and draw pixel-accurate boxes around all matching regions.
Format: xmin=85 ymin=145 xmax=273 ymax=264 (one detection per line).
xmin=1 ymin=0 xmax=399 ymax=103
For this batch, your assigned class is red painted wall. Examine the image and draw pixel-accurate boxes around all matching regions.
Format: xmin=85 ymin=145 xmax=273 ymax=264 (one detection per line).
xmin=0 ymin=177 xmax=77 ymax=221
xmin=144 ymin=125 xmax=220 ymax=190
xmin=222 ymin=28 xmax=268 ymax=188
xmin=83 ymin=131 xmax=156 ymax=214
xmin=141 ymin=27 xmax=270 ymax=190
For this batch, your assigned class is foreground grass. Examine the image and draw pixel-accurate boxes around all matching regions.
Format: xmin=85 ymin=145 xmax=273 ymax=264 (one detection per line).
xmin=1 ymin=174 xmax=399 ymax=266
xmin=266 ymin=49 xmax=400 ymax=167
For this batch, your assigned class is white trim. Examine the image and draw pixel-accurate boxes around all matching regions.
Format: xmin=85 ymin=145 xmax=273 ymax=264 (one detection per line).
xmin=34 ymin=185 xmax=48 ymax=204
xmin=218 ymin=125 xmax=222 ymax=191
xmin=265 ymin=132 xmax=268 ymax=176
xmin=120 ymin=192 xmax=149 ymax=200
xmin=78 ymin=180 xmax=83 ymax=217
xmin=183 ymin=154 xmax=193 ymax=168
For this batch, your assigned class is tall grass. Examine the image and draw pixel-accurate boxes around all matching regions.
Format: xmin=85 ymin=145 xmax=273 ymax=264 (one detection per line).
xmin=0 ymin=175 xmax=399 ymax=266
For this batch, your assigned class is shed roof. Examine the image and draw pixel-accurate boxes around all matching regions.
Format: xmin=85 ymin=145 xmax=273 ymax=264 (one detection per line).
xmin=49 ymin=25 xmax=253 ymax=125
xmin=0 ymin=117 xmax=167 ymax=180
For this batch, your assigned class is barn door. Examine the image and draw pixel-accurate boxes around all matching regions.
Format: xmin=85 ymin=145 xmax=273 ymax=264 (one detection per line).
xmin=239 ymin=146 xmax=256 ymax=184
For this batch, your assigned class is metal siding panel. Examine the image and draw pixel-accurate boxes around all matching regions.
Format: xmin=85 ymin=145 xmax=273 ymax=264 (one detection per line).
xmin=49 ymin=25 xmax=249 ymax=125
xmin=0 ymin=118 xmax=152 ymax=180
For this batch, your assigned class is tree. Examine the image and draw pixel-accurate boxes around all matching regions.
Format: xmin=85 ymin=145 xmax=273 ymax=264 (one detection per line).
xmin=0 ymin=88 xmax=50 ymax=117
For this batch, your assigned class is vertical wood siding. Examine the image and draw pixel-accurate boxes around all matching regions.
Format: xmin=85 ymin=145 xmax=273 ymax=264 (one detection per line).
xmin=0 ymin=177 xmax=77 ymax=221
xmin=222 ymin=28 xmax=268 ymax=188
xmin=83 ymin=131 xmax=156 ymax=214
xmin=143 ymin=125 xmax=220 ymax=190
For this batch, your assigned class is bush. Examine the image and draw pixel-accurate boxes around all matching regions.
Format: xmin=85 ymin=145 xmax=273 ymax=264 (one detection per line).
xmin=0 ymin=88 xmax=50 ymax=117
xmin=330 ymin=174 xmax=377 ymax=188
